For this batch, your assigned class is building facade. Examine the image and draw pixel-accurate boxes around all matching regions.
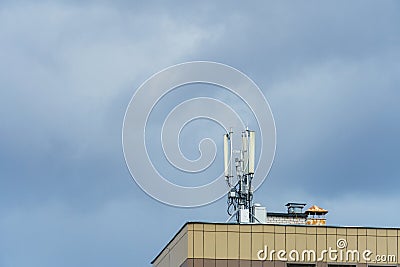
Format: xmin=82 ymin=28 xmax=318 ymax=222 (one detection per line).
xmin=152 ymin=222 xmax=400 ymax=267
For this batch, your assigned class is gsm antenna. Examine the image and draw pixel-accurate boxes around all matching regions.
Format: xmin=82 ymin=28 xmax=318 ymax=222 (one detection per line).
xmin=224 ymin=128 xmax=266 ymax=224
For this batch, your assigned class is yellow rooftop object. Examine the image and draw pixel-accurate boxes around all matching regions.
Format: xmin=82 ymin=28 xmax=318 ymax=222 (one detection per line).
xmin=306 ymin=205 xmax=328 ymax=226
xmin=306 ymin=205 xmax=328 ymax=214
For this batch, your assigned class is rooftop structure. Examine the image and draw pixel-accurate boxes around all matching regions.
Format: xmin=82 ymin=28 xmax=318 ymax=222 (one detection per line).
xmin=151 ymin=129 xmax=395 ymax=267
xmin=306 ymin=205 xmax=329 ymax=226
xmin=152 ymin=222 xmax=400 ymax=267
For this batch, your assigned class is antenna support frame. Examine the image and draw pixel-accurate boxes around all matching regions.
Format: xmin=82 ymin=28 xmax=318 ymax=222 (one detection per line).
xmin=224 ymin=128 xmax=257 ymax=224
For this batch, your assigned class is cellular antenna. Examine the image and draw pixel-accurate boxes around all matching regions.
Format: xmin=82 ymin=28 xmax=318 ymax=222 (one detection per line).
xmin=224 ymin=128 xmax=266 ymax=224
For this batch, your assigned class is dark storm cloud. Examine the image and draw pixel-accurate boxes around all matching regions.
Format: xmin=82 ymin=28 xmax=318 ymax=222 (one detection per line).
xmin=1 ymin=1 xmax=400 ymax=266
xmin=266 ymin=55 xmax=400 ymax=196
xmin=0 ymin=0 xmax=216 ymax=204
xmin=0 ymin=2 xmax=223 ymax=266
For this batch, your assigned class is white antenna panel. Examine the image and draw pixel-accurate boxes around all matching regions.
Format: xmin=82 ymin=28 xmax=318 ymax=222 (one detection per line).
xmin=248 ymin=131 xmax=255 ymax=174
xmin=223 ymin=134 xmax=230 ymax=177
xmin=242 ymin=132 xmax=249 ymax=174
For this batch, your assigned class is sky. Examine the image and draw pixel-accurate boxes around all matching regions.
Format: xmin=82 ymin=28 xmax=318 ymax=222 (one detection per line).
xmin=1 ymin=1 xmax=400 ymax=266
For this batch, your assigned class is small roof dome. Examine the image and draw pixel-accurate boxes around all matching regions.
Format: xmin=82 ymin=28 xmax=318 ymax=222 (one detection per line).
xmin=306 ymin=205 xmax=328 ymax=215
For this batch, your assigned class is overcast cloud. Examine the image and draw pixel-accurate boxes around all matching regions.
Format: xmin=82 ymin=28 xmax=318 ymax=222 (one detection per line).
xmin=1 ymin=1 xmax=400 ymax=266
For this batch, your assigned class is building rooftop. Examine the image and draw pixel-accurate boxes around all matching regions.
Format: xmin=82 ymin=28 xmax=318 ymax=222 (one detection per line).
xmin=152 ymin=221 xmax=400 ymax=266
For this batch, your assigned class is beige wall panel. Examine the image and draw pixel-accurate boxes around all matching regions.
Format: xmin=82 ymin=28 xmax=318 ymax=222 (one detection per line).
xmin=227 ymin=232 xmax=239 ymax=259
xmin=275 ymin=233 xmax=285 ymax=261
xmin=181 ymin=232 xmax=189 ymax=256
xmin=358 ymin=228 xmax=367 ymax=235
xmin=358 ymin=235 xmax=367 ymax=264
xmin=251 ymin=233 xmax=264 ymax=261
xmin=387 ymin=236 xmax=397 ymax=262
xmin=216 ymin=224 xmax=227 ymax=231
xmin=336 ymin=234 xmax=346 ymax=263
xmin=193 ymin=231 xmax=204 ymax=258
xmin=317 ymin=234 xmax=327 ymax=256
xmin=204 ymin=224 xmax=215 ymax=232
xmin=239 ymin=232 xmax=251 ymax=260
xmin=264 ymin=232 xmax=275 ymax=247
xmin=252 ymin=225 xmax=263 ymax=233
xmin=327 ymin=234 xmax=337 ymax=248
xmin=307 ymin=234 xmax=317 ymax=251
xmin=154 ymin=224 xmax=400 ymax=267
xmin=154 ymin=248 xmax=169 ymax=267
xmin=286 ymin=233 xmax=296 ymax=260
xmin=263 ymin=232 xmax=275 ymax=260
xmin=156 ymin=256 xmax=169 ymax=267
xmin=337 ymin=228 xmax=346 ymax=236
xmin=170 ymin=232 xmax=188 ymax=267
xmin=398 ymin=231 xmax=400 ymax=265
xmin=347 ymin=228 xmax=357 ymax=236
xmin=159 ymin=261 xmax=169 ymax=267
xmin=286 ymin=226 xmax=296 ymax=234
xmin=366 ymin=235 xmax=377 ymax=260
xmin=215 ymin=231 xmax=228 ymax=259
xmin=367 ymin=229 xmax=377 ymax=236
xmin=155 ymin=224 xmax=400 ymax=267
xmin=327 ymin=234 xmax=337 ymax=261
xmin=327 ymin=228 xmax=336 ymax=235
xmin=264 ymin=225 xmax=275 ymax=233
xmin=346 ymin=235 xmax=357 ymax=250
xmin=296 ymin=234 xmax=307 ymax=255
xmin=387 ymin=229 xmax=397 ymax=237
xmin=240 ymin=225 xmax=251 ymax=233
xmin=204 ymin=231 xmax=216 ymax=259
xmin=307 ymin=227 xmax=317 ymax=234
xmin=227 ymin=224 xmax=239 ymax=232
xmin=274 ymin=225 xmax=285 ymax=234
xmin=317 ymin=227 xmax=327 ymax=235
xmin=170 ymin=237 xmax=180 ymax=253
xmin=297 ymin=227 xmax=307 ymax=234
xmin=346 ymin=235 xmax=358 ymax=263
xmin=188 ymin=230 xmax=193 ymax=258
xmin=377 ymin=229 xmax=387 ymax=237
xmin=377 ymin=236 xmax=387 ymax=256
xmin=171 ymin=225 xmax=187 ymax=249
xmin=194 ymin=224 xmax=203 ymax=231
xmin=153 ymin=257 xmax=164 ymax=267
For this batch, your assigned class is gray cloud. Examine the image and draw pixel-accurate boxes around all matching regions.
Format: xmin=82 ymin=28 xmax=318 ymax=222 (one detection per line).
xmin=1 ymin=1 xmax=400 ymax=266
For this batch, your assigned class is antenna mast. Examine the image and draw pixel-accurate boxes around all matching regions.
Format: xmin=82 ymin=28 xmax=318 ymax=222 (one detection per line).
xmin=224 ymin=128 xmax=257 ymax=223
